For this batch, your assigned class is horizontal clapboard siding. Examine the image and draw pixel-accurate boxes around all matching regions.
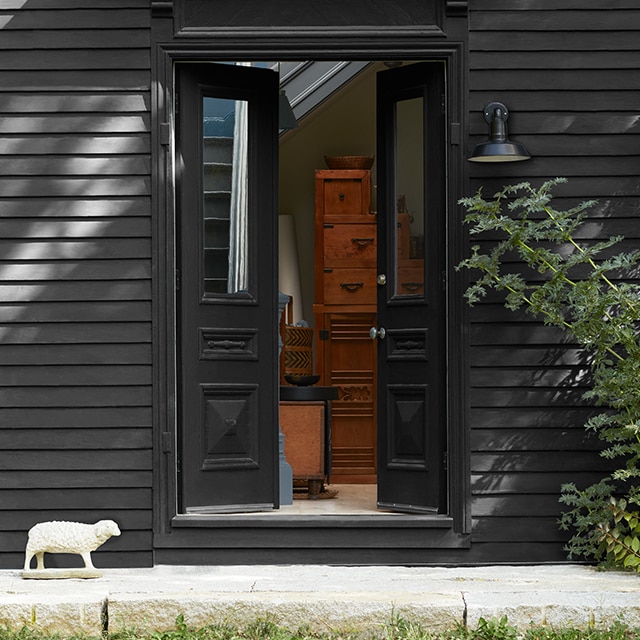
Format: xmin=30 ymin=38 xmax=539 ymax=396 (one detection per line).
xmin=467 ymin=0 xmax=640 ymax=562
xmin=0 ymin=0 xmax=152 ymax=569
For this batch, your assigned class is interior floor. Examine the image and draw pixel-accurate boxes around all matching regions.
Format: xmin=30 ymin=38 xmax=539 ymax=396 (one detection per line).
xmin=277 ymin=484 xmax=400 ymax=516
xmin=196 ymin=485 xmax=414 ymax=516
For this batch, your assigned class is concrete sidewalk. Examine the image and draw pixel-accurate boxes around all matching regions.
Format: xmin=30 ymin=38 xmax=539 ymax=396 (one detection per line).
xmin=0 ymin=565 xmax=639 ymax=637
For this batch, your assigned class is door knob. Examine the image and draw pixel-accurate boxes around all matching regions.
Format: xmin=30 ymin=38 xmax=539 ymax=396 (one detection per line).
xmin=369 ymin=326 xmax=386 ymax=340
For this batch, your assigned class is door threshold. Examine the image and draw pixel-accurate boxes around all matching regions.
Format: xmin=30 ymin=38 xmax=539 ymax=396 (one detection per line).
xmin=172 ymin=484 xmax=452 ymax=525
xmin=172 ymin=512 xmax=454 ymax=528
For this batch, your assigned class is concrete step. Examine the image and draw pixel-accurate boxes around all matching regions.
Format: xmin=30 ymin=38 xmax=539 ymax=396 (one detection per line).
xmin=0 ymin=565 xmax=639 ymax=637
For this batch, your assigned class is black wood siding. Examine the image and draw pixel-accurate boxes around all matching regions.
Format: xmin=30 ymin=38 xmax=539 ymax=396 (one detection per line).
xmin=0 ymin=0 xmax=152 ymax=569
xmin=2 ymin=0 xmax=638 ymax=568
xmin=467 ymin=0 xmax=640 ymax=562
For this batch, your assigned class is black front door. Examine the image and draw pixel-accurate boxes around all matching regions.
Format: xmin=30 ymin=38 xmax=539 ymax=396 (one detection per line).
xmin=176 ymin=62 xmax=279 ymax=513
xmin=375 ymin=61 xmax=448 ymax=513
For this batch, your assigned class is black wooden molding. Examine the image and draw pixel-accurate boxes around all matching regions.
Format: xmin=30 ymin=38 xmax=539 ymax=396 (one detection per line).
xmin=151 ymin=1 xmax=173 ymax=18
xmin=446 ymin=1 xmax=468 ymax=16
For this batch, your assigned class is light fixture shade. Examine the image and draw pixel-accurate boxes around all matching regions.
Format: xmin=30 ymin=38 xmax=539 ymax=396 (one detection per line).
xmin=279 ymin=90 xmax=297 ymax=130
xmin=468 ymin=101 xmax=530 ymax=162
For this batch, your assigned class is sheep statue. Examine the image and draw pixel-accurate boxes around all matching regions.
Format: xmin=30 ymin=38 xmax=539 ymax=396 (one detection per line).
xmin=22 ymin=519 xmax=121 ymax=579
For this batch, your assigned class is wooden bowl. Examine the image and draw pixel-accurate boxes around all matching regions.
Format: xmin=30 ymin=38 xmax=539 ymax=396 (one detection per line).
xmin=285 ymin=374 xmax=321 ymax=387
xmin=324 ymin=155 xmax=374 ymax=170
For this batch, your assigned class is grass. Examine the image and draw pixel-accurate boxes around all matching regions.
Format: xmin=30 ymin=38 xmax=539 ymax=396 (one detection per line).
xmin=0 ymin=615 xmax=638 ymax=640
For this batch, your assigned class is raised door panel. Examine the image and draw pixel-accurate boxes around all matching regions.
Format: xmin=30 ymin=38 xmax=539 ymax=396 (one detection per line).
xmin=178 ymin=0 xmax=442 ymax=31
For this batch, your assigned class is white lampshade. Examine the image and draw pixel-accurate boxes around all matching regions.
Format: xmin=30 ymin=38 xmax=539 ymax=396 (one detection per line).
xmin=278 ymin=214 xmax=303 ymax=323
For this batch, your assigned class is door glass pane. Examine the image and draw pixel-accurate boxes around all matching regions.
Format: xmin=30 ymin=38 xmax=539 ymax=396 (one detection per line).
xmin=203 ymin=96 xmax=249 ymax=295
xmin=394 ymin=97 xmax=425 ymax=298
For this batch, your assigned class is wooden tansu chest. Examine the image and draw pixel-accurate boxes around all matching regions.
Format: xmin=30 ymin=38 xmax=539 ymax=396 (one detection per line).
xmin=313 ymin=169 xmax=377 ymax=483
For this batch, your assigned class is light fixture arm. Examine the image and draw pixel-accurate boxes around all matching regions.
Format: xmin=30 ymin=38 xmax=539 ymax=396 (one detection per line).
xmin=485 ymin=101 xmax=508 ymax=143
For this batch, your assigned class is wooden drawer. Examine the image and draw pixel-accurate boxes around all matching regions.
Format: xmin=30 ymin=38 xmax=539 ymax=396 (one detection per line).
xmin=324 ymin=223 xmax=376 ymax=268
xmin=324 ymin=178 xmax=366 ymax=214
xmin=316 ymin=170 xmax=371 ymax=215
xmin=397 ymin=262 xmax=424 ymax=295
xmin=323 ymin=268 xmax=376 ymax=304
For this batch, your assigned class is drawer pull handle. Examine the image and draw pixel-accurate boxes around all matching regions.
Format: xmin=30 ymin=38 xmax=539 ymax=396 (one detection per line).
xmin=396 ymin=339 xmax=424 ymax=351
xmin=402 ymin=282 xmax=424 ymax=292
xmin=339 ymin=192 xmax=345 ymax=201
xmin=340 ymin=282 xmax=364 ymax=292
xmin=351 ymin=237 xmax=374 ymax=248
xmin=208 ymin=339 xmax=247 ymax=350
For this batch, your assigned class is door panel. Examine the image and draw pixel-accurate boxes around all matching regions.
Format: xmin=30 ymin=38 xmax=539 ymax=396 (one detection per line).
xmin=376 ymin=61 xmax=447 ymax=513
xmin=176 ymin=62 xmax=279 ymax=513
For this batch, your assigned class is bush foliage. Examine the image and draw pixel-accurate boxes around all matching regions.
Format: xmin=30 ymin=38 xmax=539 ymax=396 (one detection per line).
xmin=456 ymin=178 xmax=640 ymax=569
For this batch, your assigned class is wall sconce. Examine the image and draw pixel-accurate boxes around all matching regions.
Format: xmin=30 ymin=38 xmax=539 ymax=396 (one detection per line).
xmin=468 ymin=101 xmax=530 ymax=162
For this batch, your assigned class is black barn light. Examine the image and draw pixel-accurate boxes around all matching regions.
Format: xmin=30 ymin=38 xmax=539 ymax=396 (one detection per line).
xmin=468 ymin=101 xmax=530 ymax=162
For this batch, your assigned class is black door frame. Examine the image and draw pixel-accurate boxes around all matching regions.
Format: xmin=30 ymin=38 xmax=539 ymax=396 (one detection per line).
xmin=151 ymin=27 xmax=471 ymax=555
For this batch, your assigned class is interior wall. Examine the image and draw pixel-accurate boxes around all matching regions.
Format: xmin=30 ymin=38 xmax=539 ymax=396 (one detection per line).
xmin=278 ymin=64 xmax=382 ymax=326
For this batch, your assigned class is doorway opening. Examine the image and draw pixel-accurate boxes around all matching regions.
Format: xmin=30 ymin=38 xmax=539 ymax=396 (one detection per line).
xmin=278 ymin=63 xmax=380 ymax=508
xmin=277 ymin=60 xmax=447 ymax=515
xmin=173 ymin=58 xmax=449 ymax=519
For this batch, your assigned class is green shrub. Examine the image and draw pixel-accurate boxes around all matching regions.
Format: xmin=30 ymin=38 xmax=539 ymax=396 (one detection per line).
xmin=456 ymin=178 xmax=640 ymax=570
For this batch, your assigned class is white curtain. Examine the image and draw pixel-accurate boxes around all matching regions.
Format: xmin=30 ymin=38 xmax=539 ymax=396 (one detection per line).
xmin=227 ymin=97 xmax=249 ymax=293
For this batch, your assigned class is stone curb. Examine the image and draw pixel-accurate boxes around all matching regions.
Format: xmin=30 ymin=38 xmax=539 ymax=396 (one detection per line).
xmin=0 ymin=565 xmax=638 ymax=637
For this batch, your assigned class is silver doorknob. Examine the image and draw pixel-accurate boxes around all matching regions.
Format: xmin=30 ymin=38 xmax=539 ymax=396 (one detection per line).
xmin=369 ymin=326 xmax=386 ymax=340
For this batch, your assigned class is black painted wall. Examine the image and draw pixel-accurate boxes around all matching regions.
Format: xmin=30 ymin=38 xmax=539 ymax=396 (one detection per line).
xmin=0 ymin=0 xmax=638 ymax=568
xmin=467 ymin=0 xmax=640 ymax=561
xmin=0 ymin=0 xmax=153 ymax=568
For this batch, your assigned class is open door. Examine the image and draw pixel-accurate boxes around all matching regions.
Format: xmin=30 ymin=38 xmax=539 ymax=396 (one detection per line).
xmin=175 ymin=62 xmax=279 ymax=513
xmin=375 ymin=61 xmax=448 ymax=513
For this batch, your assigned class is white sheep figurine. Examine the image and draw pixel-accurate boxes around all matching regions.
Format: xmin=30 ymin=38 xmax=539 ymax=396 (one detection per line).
xmin=23 ymin=520 xmax=121 ymax=571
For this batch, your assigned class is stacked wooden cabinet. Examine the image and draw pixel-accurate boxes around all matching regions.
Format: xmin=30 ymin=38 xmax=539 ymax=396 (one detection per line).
xmin=313 ymin=169 xmax=377 ymax=483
